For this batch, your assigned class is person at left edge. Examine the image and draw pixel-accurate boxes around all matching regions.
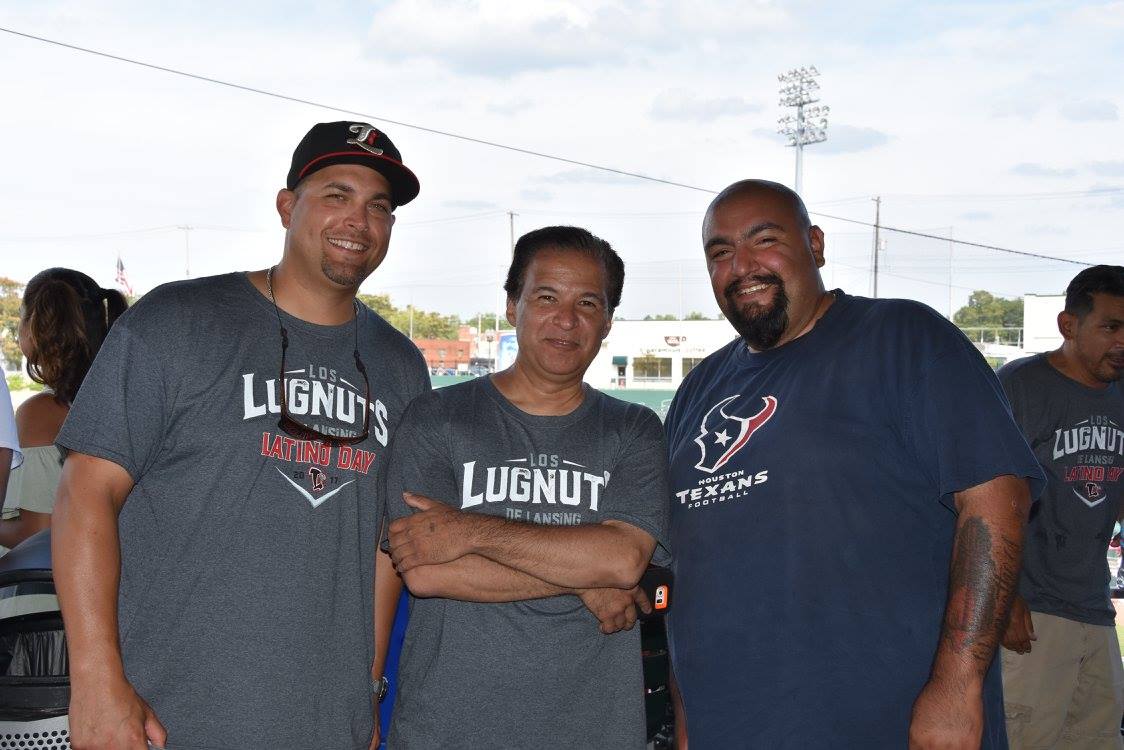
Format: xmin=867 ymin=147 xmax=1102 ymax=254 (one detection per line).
xmin=51 ymin=121 xmax=427 ymax=750
xmin=0 ymin=374 xmax=21 ymax=530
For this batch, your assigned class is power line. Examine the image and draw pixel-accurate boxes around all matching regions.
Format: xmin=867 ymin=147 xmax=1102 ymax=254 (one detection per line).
xmin=873 ymin=186 xmax=1124 ymax=202
xmin=400 ymin=210 xmax=506 ymax=226
xmin=0 ymin=224 xmax=264 ymax=242
xmin=0 ymin=225 xmax=181 ymax=242
xmin=0 ymin=26 xmax=1100 ymax=269
xmin=0 ymin=26 xmax=717 ymax=195
xmin=809 ymin=210 xmax=1092 ymax=266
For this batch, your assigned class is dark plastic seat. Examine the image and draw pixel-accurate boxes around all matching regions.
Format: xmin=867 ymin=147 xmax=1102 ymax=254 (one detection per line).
xmin=0 ymin=529 xmax=69 ymax=727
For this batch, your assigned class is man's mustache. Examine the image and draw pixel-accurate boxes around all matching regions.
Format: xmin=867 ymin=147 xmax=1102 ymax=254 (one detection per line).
xmin=724 ymin=273 xmax=784 ymax=299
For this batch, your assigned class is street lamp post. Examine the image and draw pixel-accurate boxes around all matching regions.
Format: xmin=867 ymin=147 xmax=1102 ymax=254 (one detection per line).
xmin=777 ymin=66 xmax=829 ymax=196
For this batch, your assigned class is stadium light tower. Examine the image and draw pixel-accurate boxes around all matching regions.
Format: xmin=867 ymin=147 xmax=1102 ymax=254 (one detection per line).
xmin=777 ymin=66 xmax=829 ymax=195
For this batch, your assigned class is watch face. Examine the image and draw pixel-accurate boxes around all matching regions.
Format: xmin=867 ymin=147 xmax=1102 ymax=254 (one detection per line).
xmin=375 ymin=675 xmax=389 ymax=702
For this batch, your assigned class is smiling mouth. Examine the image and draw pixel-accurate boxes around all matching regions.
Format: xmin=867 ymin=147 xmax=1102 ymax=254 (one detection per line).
xmin=733 ymin=282 xmax=773 ymax=298
xmin=725 ymin=274 xmax=782 ymax=302
xmin=546 ymin=338 xmax=579 ymax=349
xmin=327 ymin=237 xmax=369 ymax=253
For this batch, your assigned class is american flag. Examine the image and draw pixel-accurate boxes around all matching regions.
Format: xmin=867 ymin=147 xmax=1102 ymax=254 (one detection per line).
xmin=115 ymin=256 xmax=133 ymax=296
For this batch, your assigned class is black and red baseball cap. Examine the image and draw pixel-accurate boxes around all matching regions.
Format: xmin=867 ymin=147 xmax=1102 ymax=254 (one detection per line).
xmin=286 ymin=121 xmax=420 ymax=206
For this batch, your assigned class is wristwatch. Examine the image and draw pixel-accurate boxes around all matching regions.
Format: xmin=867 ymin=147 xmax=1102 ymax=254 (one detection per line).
xmin=373 ymin=675 xmax=390 ymax=703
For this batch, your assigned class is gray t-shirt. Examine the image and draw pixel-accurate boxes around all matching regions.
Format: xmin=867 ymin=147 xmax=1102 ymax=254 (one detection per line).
xmin=57 ymin=273 xmax=429 ymax=750
xmin=998 ymin=353 xmax=1124 ymax=625
xmin=384 ymin=376 xmax=671 ymax=750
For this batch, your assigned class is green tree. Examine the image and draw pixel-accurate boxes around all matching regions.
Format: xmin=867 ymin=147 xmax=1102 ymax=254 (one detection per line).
xmin=643 ymin=314 xmax=678 ymax=321
xmin=953 ymin=290 xmax=1023 ymax=344
xmin=356 ymin=293 xmax=461 ymax=340
xmin=684 ymin=311 xmax=710 ymax=321
xmin=467 ymin=312 xmax=514 ymax=333
xmin=403 ymin=308 xmax=461 ymax=340
xmin=0 ymin=277 xmax=23 ymax=371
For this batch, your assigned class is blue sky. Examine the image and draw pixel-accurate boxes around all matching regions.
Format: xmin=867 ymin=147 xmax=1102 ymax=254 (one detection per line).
xmin=1 ymin=0 xmax=1121 ymax=320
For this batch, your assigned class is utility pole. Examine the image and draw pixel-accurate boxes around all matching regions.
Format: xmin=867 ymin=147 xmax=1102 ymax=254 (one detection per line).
xmin=777 ymin=67 xmax=829 ymax=195
xmin=498 ymin=211 xmax=517 ymax=339
xmin=177 ymin=225 xmax=194 ymax=278
xmin=677 ymin=260 xmax=684 ymax=320
xmin=947 ymin=227 xmax=954 ymax=320
xmin=871 ymin=197 xmax=881 ymax=298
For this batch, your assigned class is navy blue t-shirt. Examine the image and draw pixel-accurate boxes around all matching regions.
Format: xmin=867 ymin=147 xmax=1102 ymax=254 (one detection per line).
xmin=665 ymin=291 xmax=1044 ymax=749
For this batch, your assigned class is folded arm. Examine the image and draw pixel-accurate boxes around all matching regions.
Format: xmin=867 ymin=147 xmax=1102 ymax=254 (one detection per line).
xmin=402 ymin=552 xmax=570 ymax=601
xmin=389 ymin=492 xmax=655 ymax=590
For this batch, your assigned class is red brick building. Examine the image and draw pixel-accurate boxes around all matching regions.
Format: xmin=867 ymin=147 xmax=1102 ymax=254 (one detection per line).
xmin=412 ymin=326 xmax=477 ymax=371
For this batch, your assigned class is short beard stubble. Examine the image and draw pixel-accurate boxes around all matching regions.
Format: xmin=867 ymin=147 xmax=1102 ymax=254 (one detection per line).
xmin=320 ymin=256 xmax=368 ymax=289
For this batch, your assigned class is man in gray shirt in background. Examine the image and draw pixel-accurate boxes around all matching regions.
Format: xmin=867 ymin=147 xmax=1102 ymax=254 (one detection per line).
xmin=999 ymin=264 xmax=1124 ymax=748
xmin=385 ymin=226 xmax=670 ymax=749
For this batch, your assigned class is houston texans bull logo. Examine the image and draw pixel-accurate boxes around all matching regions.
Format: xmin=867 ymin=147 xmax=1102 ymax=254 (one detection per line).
xmin=694 ymin=395 xmax=778 ymax=473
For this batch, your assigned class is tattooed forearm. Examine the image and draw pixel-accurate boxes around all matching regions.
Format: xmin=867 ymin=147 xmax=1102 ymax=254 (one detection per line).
xmin=939 ymin=513 xmax=1023 ymax=668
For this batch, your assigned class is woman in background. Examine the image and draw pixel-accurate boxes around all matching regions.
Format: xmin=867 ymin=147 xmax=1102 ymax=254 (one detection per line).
xmin=0 ymin=375 xmax=21 ymax=521
xmin=0 ymin=268 xmax=127 ymax=551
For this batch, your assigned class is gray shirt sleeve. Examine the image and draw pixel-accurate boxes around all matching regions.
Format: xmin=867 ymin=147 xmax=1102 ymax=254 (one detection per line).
xmin=599 ymin=406 xmax=672 ymax=567
xmin=0 ymin=376 xmax=22 ymax=470
xmin=56 ymin=321 xmax=170 ymax=481
xmin=380 ymin=393 xmax=458 ymax=547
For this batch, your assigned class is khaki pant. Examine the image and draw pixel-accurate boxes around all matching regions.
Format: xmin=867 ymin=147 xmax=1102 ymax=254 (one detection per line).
xmin=1002 ymin=611 xmax=1124 ymax=749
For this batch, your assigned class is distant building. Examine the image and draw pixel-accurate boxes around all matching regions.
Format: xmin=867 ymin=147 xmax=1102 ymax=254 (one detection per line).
xmin=585 ymin=320 xmax=738 ymax=390
xmin=457 ymin=293 xmax=1064 ymax=390
xmin=1022 ymin=294 xmax=1064 ymax=354
xmin=413 ymin=326 xmax=477 ymax=372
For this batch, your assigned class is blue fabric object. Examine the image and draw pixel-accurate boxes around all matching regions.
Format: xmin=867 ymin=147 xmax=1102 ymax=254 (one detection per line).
xmin=665 ymin=291 xmax=1044 ymax=749
xmin=377 ymin=589 xmax=410 ymax=748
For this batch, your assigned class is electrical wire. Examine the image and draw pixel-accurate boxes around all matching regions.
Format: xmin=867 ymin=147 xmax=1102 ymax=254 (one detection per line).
xmin=0 ymin=27 xmax=717 ymax=195
xmin=0 ymin=26 xmax=1101 ymax=269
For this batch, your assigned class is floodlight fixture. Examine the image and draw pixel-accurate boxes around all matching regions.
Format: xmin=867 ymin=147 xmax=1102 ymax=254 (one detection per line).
xmin=776 ymin=65 xmax=829 ymax=194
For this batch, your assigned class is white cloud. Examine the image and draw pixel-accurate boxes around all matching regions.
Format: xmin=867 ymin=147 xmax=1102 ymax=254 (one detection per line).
xmin=1025 ymin=225 xmax=1069 ymax=236
xmin=1010 ymin=163 xmax=1078 ymax=178
xmin=487 ymin=97 xmax=534 ymax=116
xmin=816 ymin=125 xmax=890 ymax=155
xmin=0 ymin=0 xmax=1120 ymax=322
xmin=1066 ymin=1 xmax=1124 ymax=29
xmin=537 ymin=169 xmax=637 ymax=185
xmin=752 ymin=127 xmax=785 ymax=143
xmin=363 ymin=0 xmax=790 ymax=77
xmin=442 ymin=200 xmax=500 ymax=210
xmin=1059 ymin=99 xmax=1119 ymax=122
xmin=649 ymin=89 xmax=763 ymax=122
xmin=750 ymin=123 xmax=889 ymax=155
xmin=520 ymin=187 xmax=553 ymax=202
xmin=1088 ymin=161 xmax=1124 ymax=177
xmin=991 ymin=100 xmax=1041 ymax=119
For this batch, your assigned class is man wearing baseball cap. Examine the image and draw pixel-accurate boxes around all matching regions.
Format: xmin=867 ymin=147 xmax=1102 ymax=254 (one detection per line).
xmin=52 ymin=122 xmax=427 ymax=749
